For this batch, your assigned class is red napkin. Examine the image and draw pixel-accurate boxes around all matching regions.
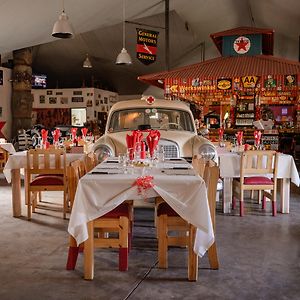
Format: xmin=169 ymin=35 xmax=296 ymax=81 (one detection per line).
xmin=146 ymin=130 xmax=161 ymax=157
xmin=218 ymin=128 xmax=224 ymax=141
xmin=140 ymin=141 xmax=146 ymax=159
xmin=81 ymin=127 xmax=88 ymax=138
xmin=52 ymin=128 xmax=60 ymax=143
xmin=71 ymin=128 xmax=77 ymax=143
xmin=254 ymin=130 xmax=262 ymax=146
xmin=41 ymin=129 xmax=48 ymax=146
xmin=236 ymin=131 xmax=243 ymax=146
xmin=126 ymin=133 xmax=134 ymax=160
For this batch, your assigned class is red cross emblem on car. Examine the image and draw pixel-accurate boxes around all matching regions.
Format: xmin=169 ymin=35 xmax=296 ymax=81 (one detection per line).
xmin=146 ymin=96 xmax=155 ymax=105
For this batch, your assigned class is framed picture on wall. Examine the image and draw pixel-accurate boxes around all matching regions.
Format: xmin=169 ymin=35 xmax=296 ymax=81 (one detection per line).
xmin=0 ymin=70 xmax=3 ymax=85
xmin=60 ymin=97 xmax=68 ymax=104
xmin=56 ymin=91 xmax=63 ymax=95
xmin=39 ymin=95 xmax=45 ymax=104
xmin=104 ymin=97 xmax=108 ymax=104
xmin=73 ymin=90 xmax=82 ymax=95
xmin=0 ymin=107 xmax=2 ymax=117
xmin=49 ymin=97 xmax=57 ymax=104
xmin=47 ymin=90 xmax=52 ymax=95
xmin=95 ymin=99 xmax=99 ymax=106
xmin=86 ymin=100 xmax=93 ymax=107
xmin=72 ymin=97 xmax=84 ymax=102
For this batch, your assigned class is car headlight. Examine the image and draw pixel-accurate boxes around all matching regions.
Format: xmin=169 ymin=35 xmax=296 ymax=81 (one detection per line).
xmin=94 ymin=145 xmax=113 ymax=162
xmin=198 ymin=144 xmax=217 ymax=161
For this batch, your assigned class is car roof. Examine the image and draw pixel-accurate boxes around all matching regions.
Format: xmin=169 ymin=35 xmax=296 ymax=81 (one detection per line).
xmin=110 ymin=99 xmax=191 ymax=112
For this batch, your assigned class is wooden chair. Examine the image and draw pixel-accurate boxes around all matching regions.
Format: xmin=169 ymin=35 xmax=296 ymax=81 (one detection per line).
xmin=232 ymin=150 xmax=279 ymax=217
xmin=156 ymin=158 xmax=219 ymax=281
xmin=84 ymin=152 xmax=98 ymax=172
xmin=66 ymin=202 xmax=131 ymax=280
xmin=66 ymin=157 xmax=133 ymax=278
xmin=0 ymin=148 xmax=8 ymax=172
xmin=25 ymin=149 xmax=67 ymax=220
xmin=67 ymin=159 xmax=86 ymax=211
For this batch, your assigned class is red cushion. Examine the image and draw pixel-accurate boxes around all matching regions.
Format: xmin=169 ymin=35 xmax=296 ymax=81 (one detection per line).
xmin=244 ymin=176 xmax=273 ymax=185
xmin=31 ymin=175 xmax=64 ymax=186
xmin=103 ymin=203 xmax=130 ymax=218
xmin=157 ymin=202 xmax=179 ymax=217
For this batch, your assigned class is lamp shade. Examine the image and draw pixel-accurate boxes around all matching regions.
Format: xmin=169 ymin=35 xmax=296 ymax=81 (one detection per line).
xmin=116 ymin=48 xmax=132 ymax=65
xmin=83 ymin=54 xmax=92 ymax=68
xmin=52 ymin=11 xmax=73 ymax=39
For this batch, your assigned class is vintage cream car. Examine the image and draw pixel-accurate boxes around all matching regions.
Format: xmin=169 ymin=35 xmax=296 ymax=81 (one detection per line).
xmin=93 ymin=97 xmax=217 ymax=162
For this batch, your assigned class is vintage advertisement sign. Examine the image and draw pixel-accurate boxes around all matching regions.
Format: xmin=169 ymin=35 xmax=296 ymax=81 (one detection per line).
xmin=241 ymin=76 xmax=259 ymax=88
xmin=284 ymin=74 xmax=296 ymax=86
xmin=136 ymin=28 xmax=159 ymax=65
xmin=217 ymin=78 xmax=232 ymax=90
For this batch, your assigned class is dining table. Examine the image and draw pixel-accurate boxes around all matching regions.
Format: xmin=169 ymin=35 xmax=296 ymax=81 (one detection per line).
xmin=0 ymin=142 xmax=16 ymax=154
xmin=217 ymin=148 xmax=300 ymax=214
xmin=68 ymin=157 xmax=215 ymax=279
xmin=3 ymin=150 xmax=87 ymax=217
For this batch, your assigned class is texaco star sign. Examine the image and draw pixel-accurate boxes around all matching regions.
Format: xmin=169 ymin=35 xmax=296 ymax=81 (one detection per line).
xmin=233 ymin=36 xmax=251 ymax=54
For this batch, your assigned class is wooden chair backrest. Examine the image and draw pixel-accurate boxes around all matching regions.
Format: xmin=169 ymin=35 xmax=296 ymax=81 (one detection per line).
xmin=192 ymin=155 xmax=206 ymax=177
xmin=26 ymin=149 xmax=67 ymax=177
xmin=85 ymin=152 xmax=98 ymax=172
xmin=240 ymin=150 xmax=278 ymax=179
xmin=68 ymin=159 xmax=86 ymax=206
xmin=193 ymin=156 xmax=219 ymax=229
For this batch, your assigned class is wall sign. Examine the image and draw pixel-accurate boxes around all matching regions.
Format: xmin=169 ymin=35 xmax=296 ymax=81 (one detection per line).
xmin=233 ymin=36 xmax=251 ymax=54
xmin=217 ymin=78 xmax=232 ymax=90
xmin=241 ymin=76 xmax=259 ymax=88
xmin=136 ymin=28 xmax=159 ymax=65
xmin=285 ymin=74 xmax=296 ymax=86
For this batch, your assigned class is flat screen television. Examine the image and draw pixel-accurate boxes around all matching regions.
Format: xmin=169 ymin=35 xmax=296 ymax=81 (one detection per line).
xmin=32 ymin=74 xmax=47 ymax=88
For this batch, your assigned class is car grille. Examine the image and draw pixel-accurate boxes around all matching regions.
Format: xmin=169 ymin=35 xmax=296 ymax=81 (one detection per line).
xmin=159 ymin=140 xmax=179 ymax=158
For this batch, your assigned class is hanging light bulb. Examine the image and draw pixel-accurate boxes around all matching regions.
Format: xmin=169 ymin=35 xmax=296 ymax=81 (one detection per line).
xmin=83 ymin=53 xmax=92 ymax=68
xmin=52 ymin=0 xmax=74 ymax=39
xmin=116 ymin=0 xmax=132 ymax=65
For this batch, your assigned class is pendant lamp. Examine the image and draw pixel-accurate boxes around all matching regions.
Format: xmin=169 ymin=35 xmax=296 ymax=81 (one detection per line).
xmin=83 ymin=53 xmax=92 ymax=68
xmin=116 ymin=0 xmax=132 ymax=65
xmin=52 ymin=0 xmax=74 ymax=39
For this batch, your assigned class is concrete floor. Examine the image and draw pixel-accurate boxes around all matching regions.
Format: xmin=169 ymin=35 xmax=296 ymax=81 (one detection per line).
xmin=0 ymin=174 xmax=299 ymax=300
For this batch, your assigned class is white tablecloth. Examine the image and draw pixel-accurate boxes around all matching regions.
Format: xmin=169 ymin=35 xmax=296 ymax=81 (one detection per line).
xmin=0 ymin=143 xmax=16 ymax=154
xmin=3 ymin=151 xmax=86 ymax=183
xmin=68 ymin=160 xmax=215 ymax=257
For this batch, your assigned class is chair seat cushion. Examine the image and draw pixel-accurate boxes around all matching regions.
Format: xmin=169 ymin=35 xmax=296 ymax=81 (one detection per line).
xmin=103 ymin=203 xmax=130 ymax=218
xmin=157 ymin=202 xmax=179 ymax=217
xmin=31 ymin=175 xmax=64 ymax=186
xmin=244 ymin=176 xmax=273 ymax=185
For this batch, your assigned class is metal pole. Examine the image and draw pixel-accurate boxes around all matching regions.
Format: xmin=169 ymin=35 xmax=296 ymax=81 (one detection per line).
xmin=165 ymin=0 xmax=170 ymax=71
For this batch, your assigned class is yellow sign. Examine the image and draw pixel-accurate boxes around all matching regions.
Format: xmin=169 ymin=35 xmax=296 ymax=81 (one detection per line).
xmin=217 ymin=79 xmax=231 ymax=90
xmin=242 ymin=76 xmax=259 ymax=88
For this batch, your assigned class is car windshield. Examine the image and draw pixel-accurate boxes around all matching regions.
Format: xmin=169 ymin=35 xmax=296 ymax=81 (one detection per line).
xmin=108 ymin=108 xmax=195 ymax=133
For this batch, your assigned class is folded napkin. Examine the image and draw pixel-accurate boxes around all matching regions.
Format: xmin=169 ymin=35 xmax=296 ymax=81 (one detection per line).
xmin=71 ymin=128 xmax=78 ymax=144
xmin=52 ymin=128 xmax=61 ymax=143
xmin=146 ymin=130 xmax=161 ymax=157
xmin=236 ymin=131 xmax=243 ymax=146
xmin=81 ymin=127 xmax=88 ymax=138
xmin=218 ymin=128 xmax=224 ymax=141
xmin=41 ymin=129 xmax=48 ymax=147
xmin=254 ymin=130 xmax=262 ymax=146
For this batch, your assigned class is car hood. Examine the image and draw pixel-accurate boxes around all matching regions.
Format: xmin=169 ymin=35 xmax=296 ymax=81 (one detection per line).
xmin=94 ymin=130 xmax=211 ymax=158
